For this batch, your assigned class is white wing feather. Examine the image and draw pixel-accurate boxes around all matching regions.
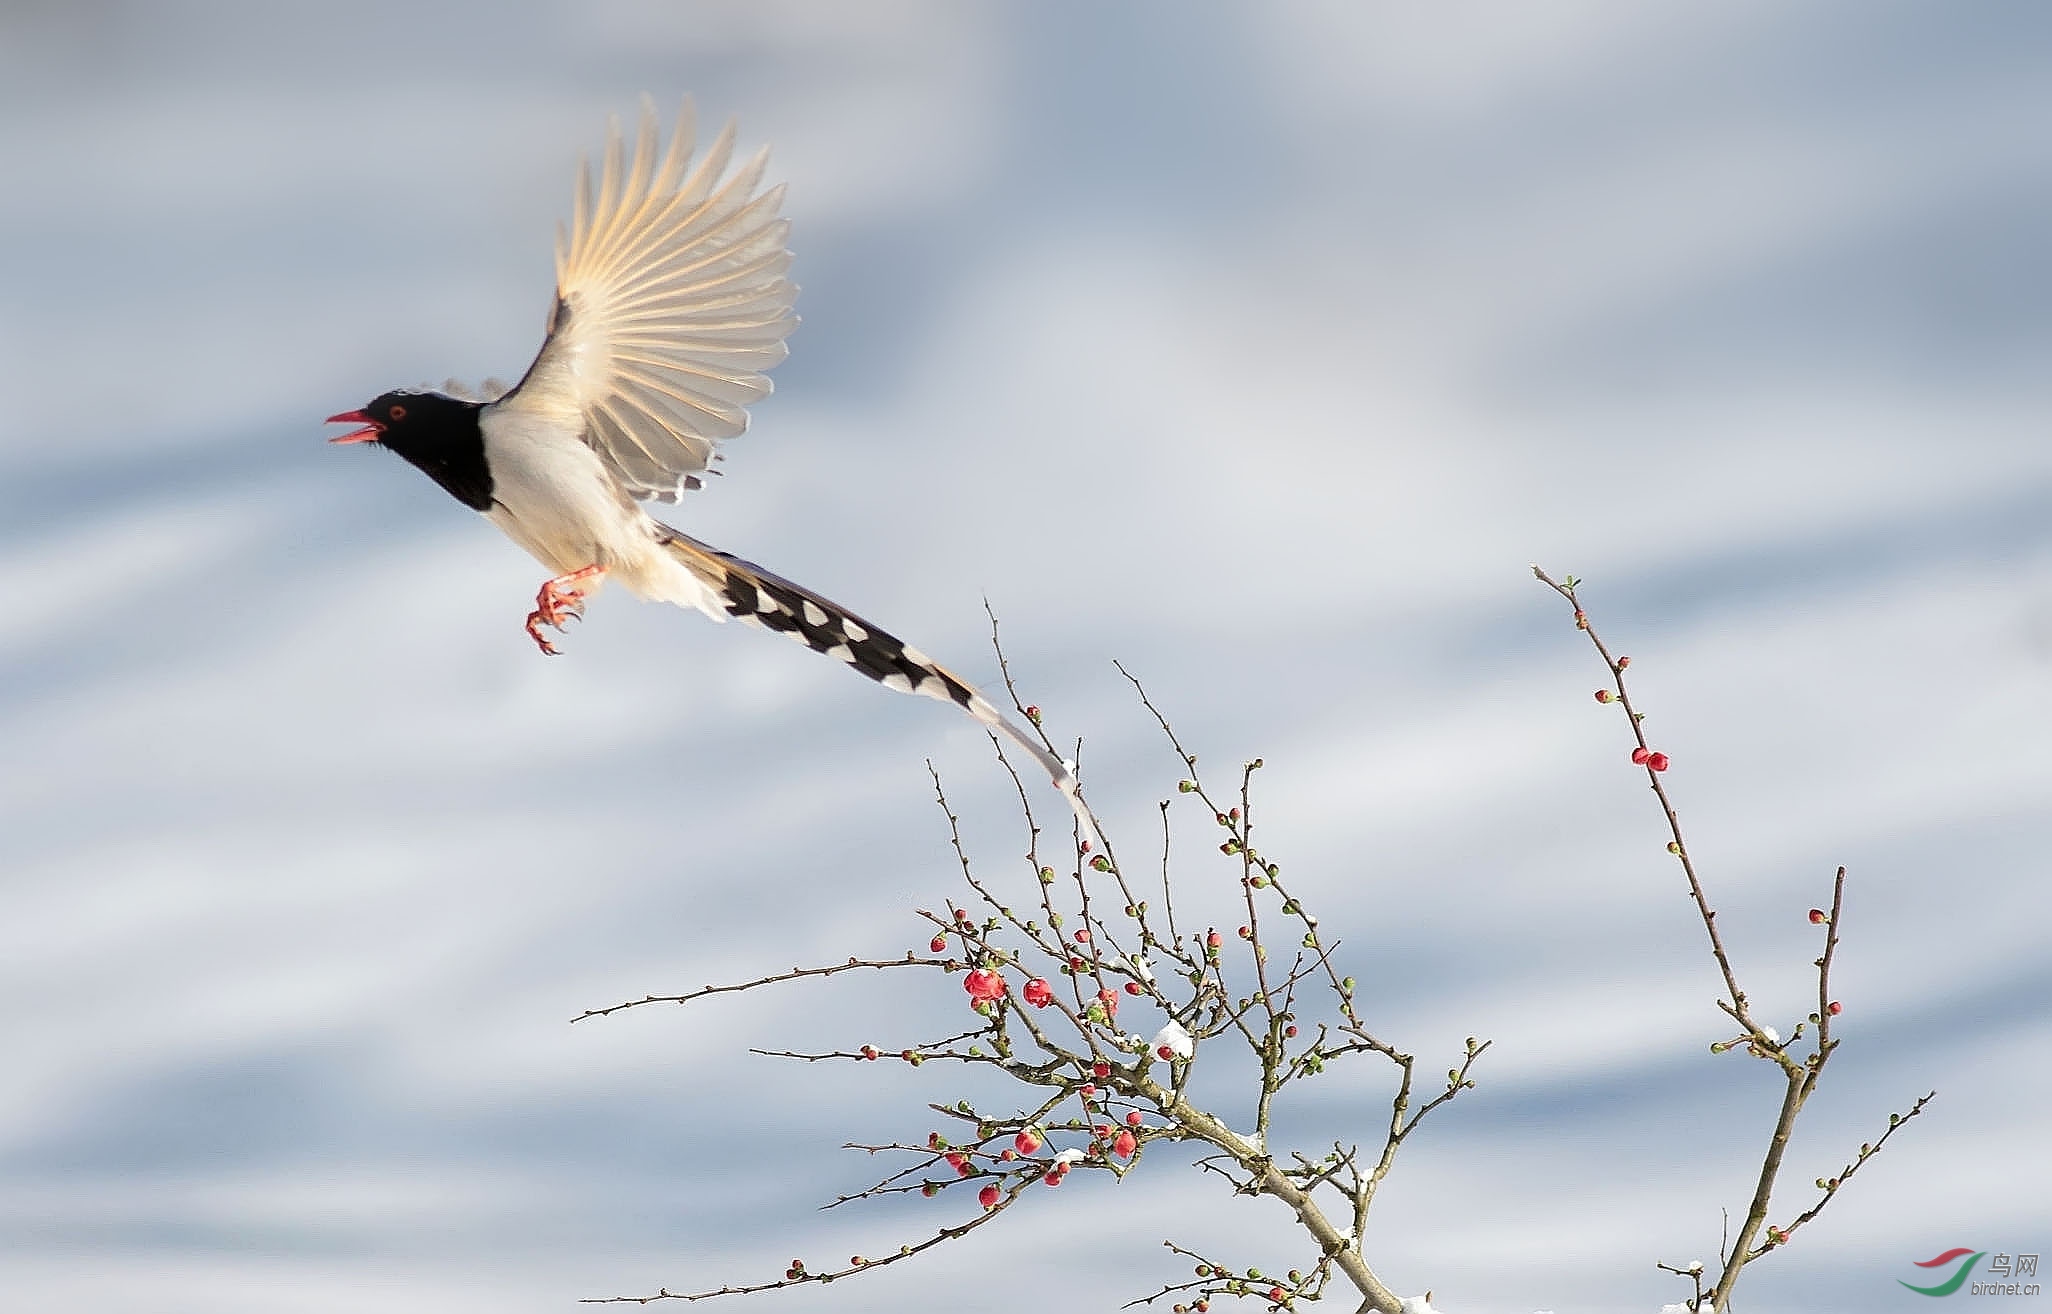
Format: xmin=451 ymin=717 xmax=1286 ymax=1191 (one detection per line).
xmin=492 ymin=98 xmax=798 ymax=502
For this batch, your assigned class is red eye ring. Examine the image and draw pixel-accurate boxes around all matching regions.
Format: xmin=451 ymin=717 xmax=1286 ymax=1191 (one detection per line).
xmin=388 ymin=404 xmax=408 ymax=421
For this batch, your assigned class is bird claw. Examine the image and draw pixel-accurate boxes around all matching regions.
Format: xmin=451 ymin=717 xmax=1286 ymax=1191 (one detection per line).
xmin=525 ymin=611 xmax=564 ymax=656
xmin=522 ymin=565 xmax=605 ymax=655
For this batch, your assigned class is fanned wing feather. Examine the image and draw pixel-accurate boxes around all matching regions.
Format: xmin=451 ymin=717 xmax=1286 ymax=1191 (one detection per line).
xmin=493 ymin=98 xmax=798 ymax=503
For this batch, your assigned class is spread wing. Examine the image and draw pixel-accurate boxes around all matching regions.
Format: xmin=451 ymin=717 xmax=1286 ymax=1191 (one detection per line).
xmin=491 ymin=98 xmax=798 ymax=503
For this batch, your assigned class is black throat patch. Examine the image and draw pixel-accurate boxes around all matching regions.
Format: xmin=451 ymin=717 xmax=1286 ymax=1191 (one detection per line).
xmin=380 ymin=396 xmax=493 ymax=511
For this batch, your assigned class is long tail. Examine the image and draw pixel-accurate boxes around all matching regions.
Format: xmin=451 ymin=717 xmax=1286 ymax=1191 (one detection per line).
xmin=658 ymin=528 xmax=1099 ymax=840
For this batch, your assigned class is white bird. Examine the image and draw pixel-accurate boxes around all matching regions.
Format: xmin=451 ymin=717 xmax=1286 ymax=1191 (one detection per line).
xmin=327 ymin=98 xmax=1088 ymax=817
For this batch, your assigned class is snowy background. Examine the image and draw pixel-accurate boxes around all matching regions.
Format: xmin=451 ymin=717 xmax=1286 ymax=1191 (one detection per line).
xmin=3 ymin=3 xmax=2048 ymax=1312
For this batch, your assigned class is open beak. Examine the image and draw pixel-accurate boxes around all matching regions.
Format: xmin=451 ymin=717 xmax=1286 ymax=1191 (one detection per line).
xmin=326 ymin=409 xmax=382 ymax=444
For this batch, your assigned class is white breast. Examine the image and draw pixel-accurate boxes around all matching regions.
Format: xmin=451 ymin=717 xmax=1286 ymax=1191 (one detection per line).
xmin=477 ymin=408 xmax=724 ymax=616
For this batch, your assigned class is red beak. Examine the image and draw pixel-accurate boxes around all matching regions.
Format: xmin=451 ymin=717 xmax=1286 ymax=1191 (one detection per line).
xmin=326 ymin=409 xmax=382 ymax=444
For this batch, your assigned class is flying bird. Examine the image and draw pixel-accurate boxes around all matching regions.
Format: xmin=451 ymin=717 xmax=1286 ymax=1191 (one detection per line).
xmin=329 ymin=99 xmax=1088 ymax=817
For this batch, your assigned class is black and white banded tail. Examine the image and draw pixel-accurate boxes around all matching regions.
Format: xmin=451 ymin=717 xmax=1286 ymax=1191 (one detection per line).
xmin=658 ymin=528 xmax=1094 ymax=831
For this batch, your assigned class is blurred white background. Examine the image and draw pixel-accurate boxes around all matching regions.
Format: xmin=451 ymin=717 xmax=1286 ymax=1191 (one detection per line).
xmin=2 ymin=3 xmax=2047 ymax=1311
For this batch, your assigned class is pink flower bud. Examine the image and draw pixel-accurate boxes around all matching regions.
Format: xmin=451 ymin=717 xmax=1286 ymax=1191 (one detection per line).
xmin=1647 ymin=752 xmax=1670 ymax=772
xmin=963 ymin=968 xmax=1005 ymax=1003
xmin=1126 ymin=1110 xmax=1143 ymax=1126
xmin=1022 ymin=977 xmax=1054 ymax=1008
xmin=929 ymin=934 xmax=947 ymax=953
xmin=1631 ymin=746 xmax=1652 ymax=765
xmin=1112 ymin=1130 xmax=1137 ymax=1158
xmin=1014 ymin=1129 xmax=1042 ymax=1155
xmin=979 ymin=1184 xmax=1000 ymax=1209
xmin=1828 ymin=1000 xmax=1843 ymax=1015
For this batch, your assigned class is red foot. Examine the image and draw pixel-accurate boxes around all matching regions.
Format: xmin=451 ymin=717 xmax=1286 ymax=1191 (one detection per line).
xmin=524 ymin=564 xmax=606 ymax=655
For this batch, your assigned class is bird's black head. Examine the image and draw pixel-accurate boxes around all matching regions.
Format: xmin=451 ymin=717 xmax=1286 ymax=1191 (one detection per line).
xmin=327 ymin=389 xmax=493 ymax=511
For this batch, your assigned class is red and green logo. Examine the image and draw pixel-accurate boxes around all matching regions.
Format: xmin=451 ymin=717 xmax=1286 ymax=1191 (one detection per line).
xmin=1900 ymin=1248 xmax=1985 ymax=1296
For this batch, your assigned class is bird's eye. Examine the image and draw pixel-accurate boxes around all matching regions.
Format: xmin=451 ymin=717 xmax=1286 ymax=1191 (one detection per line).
xmin=388 ymin=404 xmax=408 ymax=421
